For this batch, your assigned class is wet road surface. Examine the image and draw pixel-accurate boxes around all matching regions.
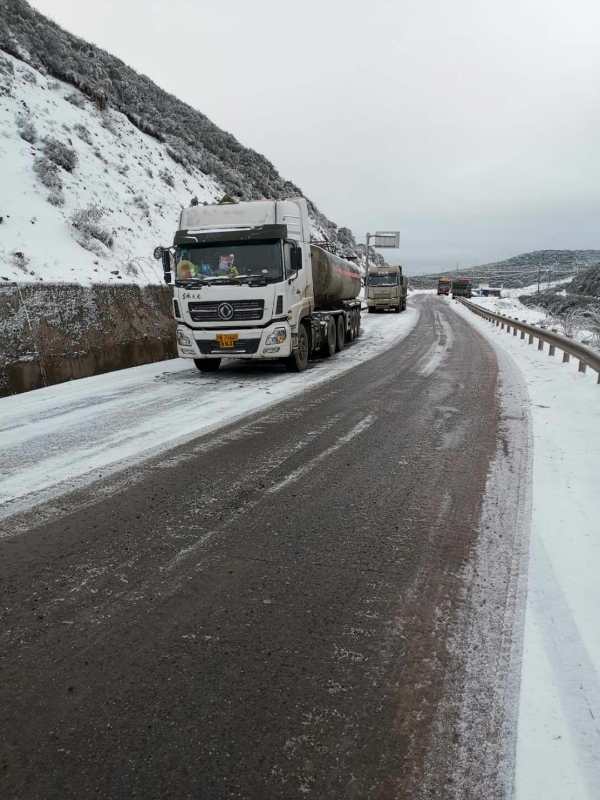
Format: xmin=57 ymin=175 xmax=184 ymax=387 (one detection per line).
xmin=0 ymin=296 xmax=529 ymax=799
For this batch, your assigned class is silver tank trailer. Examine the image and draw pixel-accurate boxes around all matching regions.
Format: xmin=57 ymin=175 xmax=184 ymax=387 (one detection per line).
xmin=310 ymin=245 xmax=362 ymax=309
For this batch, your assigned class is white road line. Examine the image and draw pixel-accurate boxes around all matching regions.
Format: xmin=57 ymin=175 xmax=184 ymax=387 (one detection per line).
xmin=266 ymin=414 xmax=376 ymax=494
xmin=165 ymin=413 xmax=377 ymax=571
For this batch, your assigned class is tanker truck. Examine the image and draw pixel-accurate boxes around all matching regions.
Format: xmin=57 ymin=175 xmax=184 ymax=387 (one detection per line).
xmin=153 ymin=197 xmax=362 ymax=372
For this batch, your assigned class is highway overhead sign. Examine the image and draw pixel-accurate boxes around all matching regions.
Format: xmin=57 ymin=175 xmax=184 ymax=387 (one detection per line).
xmin=372 ymin=231 xmax=400 ymax=248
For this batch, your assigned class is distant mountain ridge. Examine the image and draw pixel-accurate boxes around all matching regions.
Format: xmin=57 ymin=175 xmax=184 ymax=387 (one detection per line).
xmin=0 ymin=0 xmax=363 ymax=253
xmin=410 ymin=250 xmax=600 ymax=289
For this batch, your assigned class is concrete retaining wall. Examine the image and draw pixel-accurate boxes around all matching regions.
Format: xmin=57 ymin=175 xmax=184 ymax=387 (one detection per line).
xmin=0 ymin=283 xmax=177 ymax=396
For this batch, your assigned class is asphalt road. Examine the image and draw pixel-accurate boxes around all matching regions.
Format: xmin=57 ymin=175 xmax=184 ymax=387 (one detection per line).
xmin=0 ymin=296 xmax=529 ymax=800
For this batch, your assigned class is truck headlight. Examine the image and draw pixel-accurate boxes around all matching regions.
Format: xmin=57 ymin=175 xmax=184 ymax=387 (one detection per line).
xmin=265 ymin=327 xmax=287 ymax=345
xmin=177 ymin=329 xmax=193 ymax=346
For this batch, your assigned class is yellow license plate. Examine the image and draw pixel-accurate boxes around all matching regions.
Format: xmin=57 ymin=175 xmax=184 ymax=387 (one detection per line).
xmin=216 ymin=333 xmax=239 ymax=348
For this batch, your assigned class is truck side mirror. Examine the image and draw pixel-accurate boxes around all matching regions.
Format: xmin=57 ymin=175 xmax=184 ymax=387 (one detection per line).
xmin=162 ymin=250 xmax=172 ymax=284
xmin=290 ymin=246 xmax=302 ymax=271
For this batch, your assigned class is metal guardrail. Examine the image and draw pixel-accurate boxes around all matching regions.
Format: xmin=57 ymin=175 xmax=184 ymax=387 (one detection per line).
xmin=458 ymin=298 xmax=600 ymax=384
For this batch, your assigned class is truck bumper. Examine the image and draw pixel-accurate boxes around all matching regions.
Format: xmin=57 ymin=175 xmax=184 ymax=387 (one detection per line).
xmin=368 ymin=299 xmax=401 ymax=309
xmin=176 ymin=322 xmax=292 ymax=360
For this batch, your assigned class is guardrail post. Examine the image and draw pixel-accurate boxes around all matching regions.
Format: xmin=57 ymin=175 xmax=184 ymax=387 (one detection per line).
xmin=501 ymin=321 xmax=505 ymax=330
xmin=538 ymin=339 xmax=544 ymax=351
xmin=549 ymin=344 xmax=555 ymax=356
xmin=513 ymin=327 xmax=518 ymax=336
xmin=562 ymin=351 xmax=570 ymax=363
xmin=520 ymin=330 xmax=525 ymax=339
xmin=578 ymin=360 xmax=587 ymax=374
xmin=528 ymin=334 xmax=534 ymax=344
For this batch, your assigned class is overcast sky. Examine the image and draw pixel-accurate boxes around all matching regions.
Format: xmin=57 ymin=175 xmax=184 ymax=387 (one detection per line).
xmin=30 ymin=0 xmax=600 ymax=273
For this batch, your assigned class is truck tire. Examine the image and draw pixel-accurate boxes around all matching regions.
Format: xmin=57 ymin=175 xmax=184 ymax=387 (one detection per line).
xmin=335 ymin=315 xmax=346 ymax=351
xmin=286 ymin=324 xmax=309 ymax=372
xmin=321 ymin=317 xmax=336 ymax=357
xmin=394 ymin=304 xmax=401 ymax=313
xmin=194 ymin=358 xmax=221 ymax=372
xmin=346 ymin=314 xmax=355 ymax=343
xmin=368 ymin=307 xmax=375 ymax=314
xmin=355 ymin=309 xmax=362 ymax=336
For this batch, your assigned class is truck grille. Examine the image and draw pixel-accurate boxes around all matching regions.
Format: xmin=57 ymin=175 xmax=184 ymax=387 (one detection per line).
xmin=188 ymin=300 xmax=265 ymax=322
xmin=197 ymin=338 xmax=261 ymax=355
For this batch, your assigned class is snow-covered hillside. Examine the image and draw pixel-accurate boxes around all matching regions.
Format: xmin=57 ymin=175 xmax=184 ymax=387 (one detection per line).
xmin=0 ymin=50 xmax=222 ymax=285
xmin=0 ymin=51 xmax=335 ymax=287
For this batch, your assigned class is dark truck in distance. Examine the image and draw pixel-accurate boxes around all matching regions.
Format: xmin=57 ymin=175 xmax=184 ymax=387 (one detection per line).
xmin=451 ymin=277 xmax=472 ymax=298
xmin=437 ymin=277 xmax=451 ymax=295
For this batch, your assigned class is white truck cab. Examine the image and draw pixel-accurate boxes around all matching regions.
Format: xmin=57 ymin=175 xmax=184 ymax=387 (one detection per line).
xmin=155 ymin=197 xmax=362 ymax=372
xmin=155 ymin=198 xmax=313 ymax=370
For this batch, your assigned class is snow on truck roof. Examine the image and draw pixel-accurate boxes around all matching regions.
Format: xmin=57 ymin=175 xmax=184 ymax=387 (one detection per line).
xmin=179 ymin=198 xmax=308 ymax=236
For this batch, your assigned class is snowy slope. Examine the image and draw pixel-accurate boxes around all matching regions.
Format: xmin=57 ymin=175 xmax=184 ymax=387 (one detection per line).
xmin=0 ymin=51 xmax=225 ymax=285
xmin=0 ymin=51 xmax=332 ymax=287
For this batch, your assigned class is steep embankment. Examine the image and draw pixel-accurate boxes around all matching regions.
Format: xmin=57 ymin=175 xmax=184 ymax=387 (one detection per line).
xmin=519 ymin=264 xmax=600 ymax=319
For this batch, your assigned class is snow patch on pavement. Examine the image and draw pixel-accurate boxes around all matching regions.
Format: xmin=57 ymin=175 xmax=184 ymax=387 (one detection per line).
xmin=417 ymin=310 xmax=454 ymax=376
xmin=0 ymin=306 xmax=418 ymax=527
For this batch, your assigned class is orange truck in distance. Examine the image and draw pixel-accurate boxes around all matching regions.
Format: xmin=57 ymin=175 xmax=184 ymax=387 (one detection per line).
xmin=437 ymin=277 xmax=451 ymax=295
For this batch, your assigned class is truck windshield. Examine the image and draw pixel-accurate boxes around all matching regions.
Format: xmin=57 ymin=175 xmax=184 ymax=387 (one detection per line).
xmin=368 ymin=273 xmax=399 ymax=286
xmin=176 ymin=240 xmax=283 ymax=283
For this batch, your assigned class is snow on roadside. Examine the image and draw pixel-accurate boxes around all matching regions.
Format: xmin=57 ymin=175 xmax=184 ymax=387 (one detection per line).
xmin=470 ymin=294 xmax=547 ymax=326
xmin=470 ymin=287 xmax=598 ymax=349
xmin=450 ymin=299 xmax=600 ymax=800
xmin=0 ymin=306 xmax=418 ymax=526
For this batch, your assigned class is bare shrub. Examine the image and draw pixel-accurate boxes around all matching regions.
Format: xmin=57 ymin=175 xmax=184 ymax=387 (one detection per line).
xmin=133 ymin=195 xmax=150 ymax=218
xmin=74 ymin=123 xmax=93 ymax=145
xmin=101 ymin=113 xmax=117 ymax=135
xmin=71 ymin=205 xmax=114 ymax=250
xmin=159 ymin=168 xmax=175 ymax=188
xmin=33 ymin=156 xmax=62 ymax=191
xmin=19 ymin=67 xmax=37 ymax=85
xmin=43 ymin=137 xmax=78 ymax=172
xmin=11 ymin=251 xmax=29 ymax=272
xmin=65 ymin=91 xmax=85 ymax=108
xmin=17 ymin=117 xmax=37 ymax=143
xmin=584 ymin=305 xmax=600 ymax=349
xmin=559 ymin=309 xmax=582 ymax=338
xmin=47 ymin=188 xmax=65 ymax=207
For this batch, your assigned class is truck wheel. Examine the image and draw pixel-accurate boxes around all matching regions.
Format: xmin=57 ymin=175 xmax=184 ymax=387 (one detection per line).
xmin=194 ymin=358 xmax=221 ymax=372
xmin=335 ymin=315 xmax=346 ymax=351
xmin=346 ymin=315 xmax=355 ymax=343
xmin=286 ymin=324 xmax=309 ymax=371
xmin=394 ymin=304 xmax=401 ymax=313
xmin=355 ymin=310 xmax=362 ymax=336
xmin=321 ymin=318 xmax=336 ymax=357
